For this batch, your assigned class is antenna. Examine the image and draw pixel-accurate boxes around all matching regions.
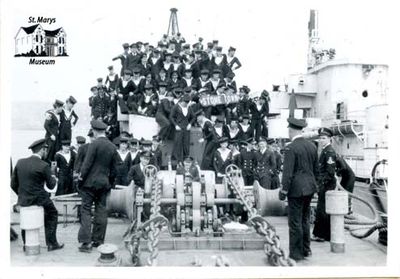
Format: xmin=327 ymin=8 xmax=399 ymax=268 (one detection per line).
xmin=307 ymin=9 xmax=319 ymax=70
xmin=167 ymin=8 xmax=180 ymax=37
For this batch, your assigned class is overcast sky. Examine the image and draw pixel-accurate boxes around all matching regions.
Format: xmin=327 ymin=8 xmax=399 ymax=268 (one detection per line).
xmin=4 ymin=0 xmax=392 ymax=103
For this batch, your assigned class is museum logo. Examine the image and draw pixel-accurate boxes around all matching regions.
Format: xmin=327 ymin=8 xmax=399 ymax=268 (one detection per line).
xmin=14 ymin=17 xmax=67 ymax=65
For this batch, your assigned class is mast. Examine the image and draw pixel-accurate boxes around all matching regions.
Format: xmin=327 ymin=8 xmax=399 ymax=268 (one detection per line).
xmin=307 ymin=9 xmax=319 ymax=70
xmin=167 ymin=8 xmax=180 ymax=37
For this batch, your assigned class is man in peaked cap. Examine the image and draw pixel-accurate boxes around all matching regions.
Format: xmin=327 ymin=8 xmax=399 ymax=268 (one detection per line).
xmin=128 ymin=150 xmax=151 ymax=190
xmin=11 ymin=139 xmax=64 ymax=252
xmin=279 ymin=117 xmax=318 ymax=261
xmin=312 ymin=127 xmax=337 ymax=242
xmin=44 ymin=99 xmax=64 ymax=162
xmin=77 ymin=119 xmax=119 ymax=252
xmin=170 ymin=93 xmax=195 ymax=163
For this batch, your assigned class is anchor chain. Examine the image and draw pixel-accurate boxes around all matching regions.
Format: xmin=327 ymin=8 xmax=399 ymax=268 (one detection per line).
xmin=144 ymin=178 xmax=165 ymax=266
xmin=225 ymin=164 xmax=296 ymax=266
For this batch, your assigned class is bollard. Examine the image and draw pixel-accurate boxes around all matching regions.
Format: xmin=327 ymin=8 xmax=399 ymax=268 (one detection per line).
xmin=20 ymin=205 xmax=44 ymax=255
xmin=95 ymin=243 xmax=120 ymax=266
xmin=325 ymin=190 xmax=348 ymax=253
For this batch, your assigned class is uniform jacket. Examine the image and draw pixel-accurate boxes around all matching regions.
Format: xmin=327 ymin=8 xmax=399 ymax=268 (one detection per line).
xmin=255 ymin=148 xmax=276 ymax=178
xmin=213 ymin=148 xmax=233 ymax=175
xmin=80 ymin=136 xmax=119 ymax=190
xmin=91 ymin=95 xmax=110 ymax=119
xmin=105 ymin=73 xmax=119 ymax=92
xmin=318 ymin=144 xmax=337 ymax=191
xmin=238 ymin=149 xmax=256 ymax=175
xmin=11 ymin=155 xmax=57 ymax=206
xmin=74 ymin=143 xmax=90 ymax=173
xmin=169 ymin=104 xmax=195 ymax=130
xmin=116 ymin=78 xmax=136 ymax=101
xmin=127 ymin=163 xmax=145 ymax=189
xmin=281 ymin=137 xmax=319 ymax=198
xmin=115 ymin=151 xmax=132 ymax=186
xmin=44 ymin=110 xmax=60 ymax=140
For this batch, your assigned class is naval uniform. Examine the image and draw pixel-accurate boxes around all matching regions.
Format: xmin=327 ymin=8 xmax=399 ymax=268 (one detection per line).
xmin=281 ymin=135 xmax=319 ymax=261
xmin=54 ymin=150 xmax=76 ymax=195
xmin=254 ymin=148 xmax=276 ymax=189
xmin=78 ymin=136 xmax=119 ymax=245
xmin=11 ymin=154 xmax=60 ymax=248
xmin=127 ymin=163 xmax=146 ymax=189
xmin=249 ymin=101 xmax=269 ymax=140
xmin=200 ymin=119 xmax=218 ymax=170
xmin=59 ymin=109 xmax=79 ymax=142
xmin=115 ymin=150 xmax=132 ymax=186
xmin=238 ymin=148 xmax=256 ymax=185
xmin=169 ymin=103 xmax=195 ymax=163
xmin=213 ymin=147 xmax=234 ymax=183
xmin=155 ymin=98 xmax=174 ymax=140
xmin=91 ymin=95 xmax=110 ymax=120
xmin=44 ymin=110 xmax=61 ymax=162
xmin=313 ymin=143 xmax=337 ymax=241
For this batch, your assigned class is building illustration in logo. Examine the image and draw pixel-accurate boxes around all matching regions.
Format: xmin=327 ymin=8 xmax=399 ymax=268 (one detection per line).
xmin=14 ymin=24 xmax=67 ymax=57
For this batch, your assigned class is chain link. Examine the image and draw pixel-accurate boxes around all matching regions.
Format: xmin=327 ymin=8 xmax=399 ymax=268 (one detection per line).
xmin=226 ymin=167 xmax=296 ymax=266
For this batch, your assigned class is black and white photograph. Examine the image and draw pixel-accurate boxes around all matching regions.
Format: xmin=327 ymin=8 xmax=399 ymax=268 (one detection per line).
xmin=0 ymin=0 xmax=398 ymax=278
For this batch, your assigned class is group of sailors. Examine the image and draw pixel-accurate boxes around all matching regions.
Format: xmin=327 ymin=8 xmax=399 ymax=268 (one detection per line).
xmin=10 ymin=33 xmax=356 ymax=259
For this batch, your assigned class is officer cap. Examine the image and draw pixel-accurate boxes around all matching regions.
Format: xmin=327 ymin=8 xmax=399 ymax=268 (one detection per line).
xmin=107 ymin=65 xmax=113 ymax=70
xmin=120 ymin=137 xmax=129 ymax=143
xmin=216 ymin=46 xmax=223 ymax=51
xmin=97 ymin=77 xmax=103 ymax=82
xmin=158 ymin=81 xmax=167 ymax=88
xmin=180 ymin=93 xmax=191 ymax=103
xmin=67 ymin=96 xmax=77 ymax=104
xmin=229 ymin=46 xmax=236 ymax=52
xmin=184 ymin=156 xmax=194 ymax=163
xmin=54 ymin=99 xmax=64 ymax=107
xmin=87 ymin=129 xmax=94 ymax=137
xmin=91 ymin=119 xmax=107 ymax=131
xmin=144 ymin=84 xmax=153 ymax=90
xmin=76 ymin=136 xmax=86 ymax=144
xmin=287 ymin=117 xmax=307 ymax=130
xmin=318 ymin=127 xmax=333 ymax=137
xmin=200 ymin=69 xmax=210 ymax=75
xmin=61 ymin=139 xmax=71 ymax=145
xmin=130 ymin=138 xmax=139 ymax=144
xmin=215 ymin=115 xmax=225 ymax=123
xmin=213 ymin=68 xmax=222 ymax=74
xmin=132 ymin=67 xmax=141 ymax=74
xmin=140 ymin=139 xmax=152 ymax=146
xmin=140 ymin=151 xmax=151 ymax=158
xmin=28 ymin=138 xmax=48 ymax=150
xmin=122 ymin=43 xmax=129 ymax=49
xmin=124 ymin=69 xmax=132 ymax=76
xmin=218 ymin=137 xmax=229 ymax=144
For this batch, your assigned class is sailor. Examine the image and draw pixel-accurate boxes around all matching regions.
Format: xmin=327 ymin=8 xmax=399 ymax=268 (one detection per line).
xmin=54 ymin=139 xmax=76 ymax=195
xmin=312 ymin=127 xmax=337 ymax=242
xmin=91 ymin=87 xmax=110 ymax=120
xmin=213 ymin=137 xmax=233 ymax=183
xmin=114 ymin=137 xmax=132 ymax=186
xmin=44 ymin=99 xmax=64 ymax=162
xmin=103 ymin=108 xmax=119 ymax=141
xmin=89 ymin=86 xmax=98 ymax=109
xmin=226 ymin=116 xmax=244 ymax=142
xmin=238 ymin=114 xmax=254 ymax=141
xmin=224 ymin=72 xmax=237 ymax=93
xmin=96 ymin=77 xmax=108 ymax=94
xmin=196 ymin=109 xmax=218 ymax=170
xmin=156 ymin=69 xmax=170 ymax=90
xmin=140 ymin=139 xmax=159 ymax=168
xmin=74 ymin=129 xmax=95 ymax=178
xmin=268 ymin=139 xmax=281 ymax=190
xmin=128 ymin=43 xmax=142 ymax=69
xmin=168 ymin=70 xmax=181 ymax=91
xmin=278 ymin=117 xmax=318 ymax=261
xmin=127 ymin=151 xmax=151 ymax=189
xmin=335 ymin=154 xmax=356 ymax=214
xmin=238 ymin=140 xmax=256 ymax=185
xmin=139 ymin=72 xmax=157 ymax=95
xmin=129 ymin=138 xmax=141 ymax=166
xmin=11 ymin=139 xmax=64 ymax=252
xmin=151 ymin=135 xmax=163 ymax=168
xmin=237 ymin=86 xmax=251 ymax=117
xmin=73 ymin=135 xmax=87 ymax=190
xmin=137 ymin=55 xmax=152 ymax=77
xmin=156 ymin=81 xmax=168 ymax=99
xmin=176 ymin=156 xmax=200 ymax=183
xmin=226 ymin=46 xmax=242 ymax=74
xmin=162 ymin=52 xmax=174 ymax=78
xmin=180 ymin=68 xmax=195 ymax=88
xmin=254 ymin=137 xmax=276 ymax=189
xmin=249 ymin=93 xmax=269 ymax=140
xmin=77 ymin=120 xmax=119 ymax=252
xmin=170 ymin=94 xmax=195 ymax=163
xmin=196 ymin=69 xmax=211 ymax=91
xmin=149 ymin=49 xmax=163 ymax=78
xmin=208 ymin=68 xmax=226 ymax=93
xmin=112 ymin=43 xmax=131 ymax=75
xmin=105 ymin=65 xmax=119 ymax=92
xmin=59 ymin=96 xmax=79 ymax=142
xmin=211 ymin=46 xmax=227 ymax=76
xmin=155 ymin=91 xmax=174 ymax=141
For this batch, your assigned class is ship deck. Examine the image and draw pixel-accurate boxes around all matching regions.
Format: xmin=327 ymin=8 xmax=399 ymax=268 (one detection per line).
xmin=10 ymin=215 xmax=386 ymax=267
